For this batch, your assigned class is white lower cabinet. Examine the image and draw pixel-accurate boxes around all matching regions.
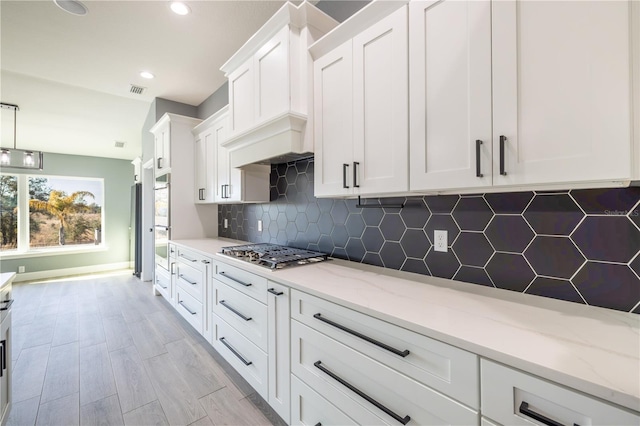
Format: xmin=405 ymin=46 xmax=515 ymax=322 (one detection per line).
xmin=176 ymin=286 xmax=204 ymax=335
xmin=291 ymin=375 xmax=357 ymax=426
xmin=267 ymin=281 xmax=290 ymax=424
xmin=154 ymin=265 xmax=172 ymax=303
xmin=291 ymin=320 xmax=479 ymax=425
xmin=481 ymin=359 xmax=640 ymax=426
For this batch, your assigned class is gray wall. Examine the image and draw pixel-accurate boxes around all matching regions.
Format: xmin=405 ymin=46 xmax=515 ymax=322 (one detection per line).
xmin=315 ymin=0 xmax=370 ymax=22
xmin=197 ymin=81 xmax=229 ymax=120
xmin=141 ymin=98 xmax=199 ymax=162
xmin=1 ymin=152 xmax=133 ymax=275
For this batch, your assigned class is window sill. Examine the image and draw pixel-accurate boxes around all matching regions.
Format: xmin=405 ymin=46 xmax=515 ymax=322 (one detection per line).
xmin=0 ymin=245 xmax=109 ymax=260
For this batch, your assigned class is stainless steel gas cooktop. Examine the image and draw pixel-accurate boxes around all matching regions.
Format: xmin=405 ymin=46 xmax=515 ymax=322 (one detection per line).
xmin=220 ymin=243 xmax=329 ymax=270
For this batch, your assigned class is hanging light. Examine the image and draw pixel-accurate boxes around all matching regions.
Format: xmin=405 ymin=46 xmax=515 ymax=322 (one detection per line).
xmin=0 ymin=103 xmax=44 ymax=170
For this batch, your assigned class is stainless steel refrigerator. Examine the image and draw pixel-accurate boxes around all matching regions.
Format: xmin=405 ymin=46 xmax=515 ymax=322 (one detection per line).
xmin=130 ymin=182 xmax=142 ymax=277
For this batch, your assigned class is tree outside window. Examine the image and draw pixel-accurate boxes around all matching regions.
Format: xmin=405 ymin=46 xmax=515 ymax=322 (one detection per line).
xmin=0 ymin=175 xmax=17 ymax=251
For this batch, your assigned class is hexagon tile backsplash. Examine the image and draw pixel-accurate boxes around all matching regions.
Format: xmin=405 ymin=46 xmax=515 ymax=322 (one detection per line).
xmin=218 ymin=159 xmax=640 ymax=314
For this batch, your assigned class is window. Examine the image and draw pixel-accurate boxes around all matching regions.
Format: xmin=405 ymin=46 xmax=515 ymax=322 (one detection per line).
xmin=0 ymin=173 xmax=104 ymax=254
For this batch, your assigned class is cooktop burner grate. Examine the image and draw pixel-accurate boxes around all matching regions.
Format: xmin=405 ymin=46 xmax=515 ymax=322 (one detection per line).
xmin=220 ymin=243 xmax=329 ymax=270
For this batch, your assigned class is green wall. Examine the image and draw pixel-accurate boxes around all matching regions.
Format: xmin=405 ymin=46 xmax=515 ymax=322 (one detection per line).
xmin=0 ymin=152 xmax=133 ymax=276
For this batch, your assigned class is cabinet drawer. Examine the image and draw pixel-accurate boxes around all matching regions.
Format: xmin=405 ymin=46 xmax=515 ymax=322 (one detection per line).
xmin=481 ymin=359 xmax=640 ymax=426
xmin=176 ymin=261 xmax=205 ymax=303
xmin=214 ymin=262 xmax=267 ymax=304
xmin=154 ymin=266 xmax=172 ymax=303
xmin=176 ymin=246 xmax=210 ymax=273
xmin=292 ymin=320 xmax=479 ymax=426
xmin=292 ymin=290 xmax=479 ymax=408
xmin=211 ymin=313 xmax=268 ymax=398
xmin=176 ymin=286 xmax=204 ymax=334
xmin=168 ymin=243 xmax=176 ymax=258
xmin=0 ymin=279 xmax=12 ymax=324
xmin=212 ymin=280 xmax=267 ymax=351
xmin=291 ymin=374 xmax=358 ymax=426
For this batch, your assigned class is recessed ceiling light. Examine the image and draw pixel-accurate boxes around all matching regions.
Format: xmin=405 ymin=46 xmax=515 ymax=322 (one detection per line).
xmin=140 ymin=71 xmax=155 ymax=79
xmin=170 ymin=1 xmax=191 ymax=16
xmin=53 ymin=0 xmax=88 ymax=16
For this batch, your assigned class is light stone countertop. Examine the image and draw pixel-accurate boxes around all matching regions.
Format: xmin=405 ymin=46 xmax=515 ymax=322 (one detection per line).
xmin=0 ymin=272 xmax=15 ymax=290
xmin=172 ymin=237 xmax=640 ymax=413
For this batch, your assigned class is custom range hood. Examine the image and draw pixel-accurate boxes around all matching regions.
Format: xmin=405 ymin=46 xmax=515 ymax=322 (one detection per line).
xmin=219 ymin=1 xmax=338 ymax=168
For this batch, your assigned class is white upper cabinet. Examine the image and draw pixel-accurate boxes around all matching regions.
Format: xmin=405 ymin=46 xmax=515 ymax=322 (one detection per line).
xmin=153 ymin=120 xmax=171 ymax=177
xmin=410 ymin=0 xmax=638 ymax=193
xmin=312 ymin=3 xmax=409 ymax=198
xmin=194 ymin=122 xmax=219 ymax=204
xmin=220 ymin=2 xmax=338 ymax=168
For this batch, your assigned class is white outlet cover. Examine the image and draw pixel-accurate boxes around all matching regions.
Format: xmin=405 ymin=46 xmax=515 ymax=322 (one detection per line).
xmin=434 ymin=230 xmax=448 ymax=252
xmin=257 ymin=220 xmax=263 ymax=232
xmin=224 ymin=218 xmax=229 ymax=229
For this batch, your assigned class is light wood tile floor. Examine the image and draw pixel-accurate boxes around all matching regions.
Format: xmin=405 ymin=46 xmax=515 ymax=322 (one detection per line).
xmin=8 ymin=271 xmax=284 ymax=426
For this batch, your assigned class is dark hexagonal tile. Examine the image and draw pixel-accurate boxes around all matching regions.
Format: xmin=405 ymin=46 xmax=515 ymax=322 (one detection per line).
xmin=424 ymin=215 xmax=460 ymax=246
xmin=318 ymin=212 xmax=334 ymax=235
xmin=424 ymin=195 xmax=459 ymax=214
xmin=277 ymin=212 xmax=287 ymax=229
xmin=295 ymin=173 xmax=310 ymax=193
xmin=267 ymin=219 xmax=279 ymax=238
xmin=276 ymin=163 xmax=287 ymax=177
xmin=345 ymin=238 xmax=365 ymax=262
xmin=285 ymin=222 xmax=297 ymax=242
xmin=345 ymin=214 xmax=365 ymax=238
xmin=630 ymin=204 xmax=640 ymax=230
xmin=306 ymin=223 xmax=320 ymax=244
xmin=380 ymin=241 xmax=406 ymax=270
xmin=306 ymin=203 xmax=320 ymax=222
xmin=318 ymin=198 xmax=333 ymax=213
xmin=331 ymin=200 xmax=349 ymax=224
xmin=290 ymin=190 xmax=308 ymax=206
xmin=295 ymin=160 xmax=309 ymax=174
xmin=380 ymin=214 xmax=405 ymax=241
xmin=383 ymin=197 xmax=406 ymax=214
xmin=308 ymin=243 xmax=320 ymax=251
xmin=277 ymin=202 xmax=287 ymax=212
xmin=363 ymin=252 xmax=384 ymax=267
xmin=285 ymin=204 xmax=297 ymax=222
xmin=362 ymin=206 xmax=384 ymax=227
xmin=524 ymin=236 xmax=585 ymax=279
xmin=346 ymin=198 xmax=360 ymax=214
xmin=571 ymin=216 xmax=640 ymax=263
xmin=276 ymin=176 xmax=288 ymax=195
xmin=400 ymin=229 xmax=430 ymax=259
xmin=573 ymin=262 xmax=640 ymax=311
xmin=525 ymin=277 xmax=585 ymax=304
xmin=524 ymin=194 xmax=584 ymax=236
xmin=261 ymin=212 xmax=271 ymax=229
xmin=285 ymin=165 xmax=298 ymax=184
xmin=571 ymin=187 xmax=640 ymax=215
xmin=452 ymin=197 xmax=493 ymax=231
xmin=454 ymin=266 xmax=494 ymax=287
xmin=230 ymin=218 xmax=238 ymax=233
xmin=362 ymin=227 xmax=384 ymax=253
xmin=485 ymin=215 xmax=535 ymax=253
xmin=631 ymin=255 xmax=640 ymax=279
xmin=331 ymin=224 xmax=349 ymax=248
xmin=331 ymin=247 xmax=348 ymax=260
xmin=425 ymin=249 xmax=460 ymax=279
xmin=276 ymin=230 xmax=288 ymax=245
xmin=295 ymin=214 xmax=308 ymax=233
xmin=270 ymin=169 xmax=278 ymax=186
xmin=401 ymin=258 xmax=430 ymax=276
xmin=452 ymin=232 xmax=494 ymax=267
xmin=484 ymin=191 xmax=534 ymax=214
xmin=231 ymin=204 xmax=239 ymax=218
xmin=269 ymin=186 xmax=279 ymax=202
xmin=486 ymin=253 xmax=535 ymax=292
xmin=317 ymin=235 xmax=333 ymax=254
xmin=268 ymin=204 xmax=279 ymax=221
xmin=400 ymin=198 xmax=431 ymax=229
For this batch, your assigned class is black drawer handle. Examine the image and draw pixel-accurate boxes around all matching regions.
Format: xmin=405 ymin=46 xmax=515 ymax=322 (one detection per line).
xmin=315 ymin=423 xmax=321 ymax=426
xmin=519 ymin=401 xmax=579 ymax=426
xmin=201 ymin=260 xmax=210 ymax=264
xmin=179 ymin=274 xmax=197 ymax=286
xmin=178 ymin=301 xmax=196 ymax=315
xmin=220 ymin=337 xmax=252 ymax=366
xmin=475 ymin=139 xmax=483 ymax=177
xmin=314 ymin=361 xmax=410 ymax=425
xmin=179 ymin=253 xmax=197 ymax=262
xmin=353 ymin=161 xmax=360 ymax=188
xmin=220 ymin=300 xmax=252 ymax=321
xmin=0 ymin=299 xmax=13 ymax=311
xmin=500 ymin=135 xmax=508 ymax=176
xmin=314 ymin=313 xmax=409 ymax=358
xmin=219 ymin=271 xmax=251 ymax=287
xmin=267 ymin=288 xmax=283 ymax=296
xmin=0 ymin=342 xmax=3 ymax=378
xmin=157 ymin=157 xmax=163 ymax=169
xmin=342 ymin=163 xmax=349 ymax=189
xmin=1 ymin=339 xmax=6 ymax=370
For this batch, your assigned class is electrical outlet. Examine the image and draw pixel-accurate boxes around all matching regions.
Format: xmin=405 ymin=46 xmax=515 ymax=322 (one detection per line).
xmin=18 ymin=265 xmax=25 ymax=273
xmin=257 ymin=220 xmax=263 ymax=232
xmin=434 ymin=230 xmax=448 ymax=252
xmin=224 ymin=218 xmax=229 ymax=229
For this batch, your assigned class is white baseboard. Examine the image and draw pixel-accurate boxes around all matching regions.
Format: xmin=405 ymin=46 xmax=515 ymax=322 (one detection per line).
xmin=13 ymin=262 xmax=132 ymax=283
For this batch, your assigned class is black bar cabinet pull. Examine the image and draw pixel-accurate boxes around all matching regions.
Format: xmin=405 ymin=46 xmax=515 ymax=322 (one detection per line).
xmin=157 ymin=157 xmax=163 ymax=169
xmin=178 ymin=301 xmax=196 ymax=315
xmin=315 ymin=423 xmax=322 ymax=426
xmin=219 ymin=271 xmax=252 ymax=287
xmin=179 ymin=254 xmax=197 ymax=262
xmin=201 ymin=259 xmax=210 ymax=264
xmin=179 ymin=274 xmax=197 ymax=286
xmin=0 ymin=299 xmax=13 ymax=311
xmin=267 ymin=288 xmax=284 ymax=296
xmin=355 ymin=196 xmax=404 ymax=209
xmin=314 ymin=361 xmax=410 ymax=425
xmin=1 ymin=339 xmax=6 ymax=370
xmin=219 ymin=300 xmax=252 ymax=321
xmin=353 ymin=162 xmax=360 ymax=188
xmin=500 ymin=135 xmax=507 ymax=176
xmin=342 ymin=164 xmax=349 ymax=189
xmin=475 ymin=140 xmax=483 ymax=177
xmin=0 ymin=343 xmax=3 ymax=378
xmin=220 ymin=337 xmax=252 ymax=366
xmin=314 ymin=313 xmax=410 ymax=358
xmin=519 ymin=401 xmax=578 ymax=426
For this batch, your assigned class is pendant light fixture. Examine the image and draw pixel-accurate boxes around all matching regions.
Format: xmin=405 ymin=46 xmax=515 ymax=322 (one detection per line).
xmin=0 ymin=103 xmax=44 ymax=170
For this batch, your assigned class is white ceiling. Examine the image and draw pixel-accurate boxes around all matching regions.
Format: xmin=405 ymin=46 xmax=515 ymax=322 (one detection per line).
xmin=0 ymin=0 xmax=286 ymax=160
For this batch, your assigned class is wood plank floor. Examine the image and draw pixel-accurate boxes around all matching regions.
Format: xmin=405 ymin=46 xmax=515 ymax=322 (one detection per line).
xmin=8 ymin=271 xmax=286 ymax=426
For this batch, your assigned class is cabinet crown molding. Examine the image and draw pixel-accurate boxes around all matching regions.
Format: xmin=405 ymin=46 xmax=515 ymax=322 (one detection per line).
xmin=150 ymin=113 xmax=202 ymax=134
xmin=192 ymin=105 xmax=229 ymax=135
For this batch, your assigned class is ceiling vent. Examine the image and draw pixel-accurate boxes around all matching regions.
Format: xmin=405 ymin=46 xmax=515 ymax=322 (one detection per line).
xmin=129 ymin=84 xmax=146 ymax=95
xmin=114 ymin=141 xmax=126 ymax=148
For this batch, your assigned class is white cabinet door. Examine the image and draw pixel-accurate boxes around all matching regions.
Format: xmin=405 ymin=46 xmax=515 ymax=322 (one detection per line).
xmin=352 ymin=6 xmax=409 ymax=195
xmin=267 ymin=282 xmax=290 ymax=424
xmin=409 ymin=0 xmax=492 ymax=191
xmin=0 ymin=311 xmax=10 ymax=426
xmin=194 ymin=134 xmax=209 ymax=204
xmin=492 ymin=0 xmax=632 ymax=186
xmin=228 ymin=57 xmax=254 ymax=135
xmin=154 ymin=121 xmax=170 ymax=176
xmin=314 ymin=40 xmax=354 ymax=197
xmin=255 ymin=25 xmax=290 ymax=123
